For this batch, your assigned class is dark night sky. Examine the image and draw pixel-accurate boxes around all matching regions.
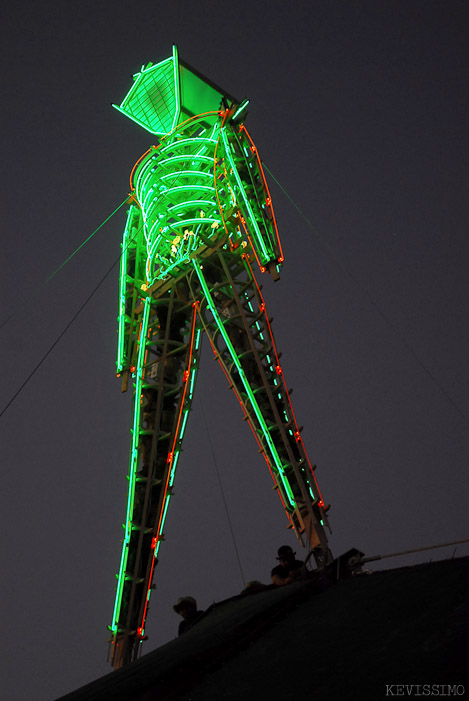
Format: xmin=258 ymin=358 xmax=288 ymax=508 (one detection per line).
xmin=1 ymin=2 xmax=468 ymax=699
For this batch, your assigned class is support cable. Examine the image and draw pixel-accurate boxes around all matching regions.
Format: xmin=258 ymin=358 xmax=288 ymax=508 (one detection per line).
xmin=0 ymin=254 xmax=121 ymax=420
xmin=263 ymin=162 xmax=469 ymax=427
xmin=362 ymin=537 xmax=469 ymax=564
xmin=0 ymin=197 xmax=129 ymax=331
xmin=198 ymin=338 xmax=246 ymax=588
xmin=0 ymin=213 xmax=143 ymax=422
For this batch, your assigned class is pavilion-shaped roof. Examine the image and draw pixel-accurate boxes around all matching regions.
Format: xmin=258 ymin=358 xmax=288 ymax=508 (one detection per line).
xmin=113 ymin=46 xmax=238 ymax=136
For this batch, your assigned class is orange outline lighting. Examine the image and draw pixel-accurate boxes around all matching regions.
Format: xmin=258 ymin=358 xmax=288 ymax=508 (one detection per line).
xmin=137 ymin=303 xmax=198 ymax=633
xmin=243 ymin=255 xmax=324 ymax=501
xmin=239 ymin=125 xmax=284 ymax=264
xmin=197 ymin=305 xmax=293 ymax=523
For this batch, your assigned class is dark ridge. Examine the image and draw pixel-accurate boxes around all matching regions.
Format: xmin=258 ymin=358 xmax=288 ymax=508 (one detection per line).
xmin=56 ymin=557 xmax=469 ymax=700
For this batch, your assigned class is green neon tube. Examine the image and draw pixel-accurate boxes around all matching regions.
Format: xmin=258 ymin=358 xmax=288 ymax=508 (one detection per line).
xmin=158 ymin=137 xmax=217 ymax=156
xmin=171 ymin=45 xmax=180 ymax=132
xmin=112 ymin=297 xmax=151 ymax=629
xmin=155 ymin=495 xmax=171 ymax=548
xmin=193 ymin=261 xmax=294 ymax=505
xmin=117 ymin=208 xmax=134 ymax=373
xmin=220 ymin=129 xmax=269 ymax=262
xmin=231 ymin=99 xmax=250 ymax=122
xmin=158 ymin=155 xmax=214 ymax=168
xmin=168 ymin=199 xmax=217 ymax=213
xmin=151 ymin=184 xmax=216 ymax=196
xmin=168 ymin=337 xmax=200 ymax=486
xmin=160 ymin=170 xmax=213 ymax=181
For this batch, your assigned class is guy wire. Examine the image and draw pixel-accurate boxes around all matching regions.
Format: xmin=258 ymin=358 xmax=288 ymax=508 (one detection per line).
xmin=262 ymin=162 xmax=469 ymax=427
xmin=0 ymin=197 xmax=129 ymax=331
xmin=193 ymin=326 xmax=247 ymax=589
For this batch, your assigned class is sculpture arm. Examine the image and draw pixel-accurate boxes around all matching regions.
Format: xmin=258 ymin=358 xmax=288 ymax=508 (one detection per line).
xmin=117 ymin=203 xmax=146 ymax=377
xmin=221 ymin=123 xmax=283 ymax=279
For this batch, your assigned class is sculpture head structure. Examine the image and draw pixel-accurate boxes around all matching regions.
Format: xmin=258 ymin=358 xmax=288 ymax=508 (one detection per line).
xmin=112 ymin=46 xmax=265 ymax=285
xmin=113 ymin=45 xmax=248 ymax=137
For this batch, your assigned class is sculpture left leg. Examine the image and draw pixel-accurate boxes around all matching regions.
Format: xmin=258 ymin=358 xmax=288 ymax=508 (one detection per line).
xmin=190 ymin=250 xmax=332 ymax=566
xmin=111 ymin=281 xmax=202 ymax=667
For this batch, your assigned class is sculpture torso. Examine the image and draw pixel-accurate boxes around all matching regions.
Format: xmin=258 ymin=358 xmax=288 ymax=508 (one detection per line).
xmin=133 ymin=113 xmax=232 ymax=284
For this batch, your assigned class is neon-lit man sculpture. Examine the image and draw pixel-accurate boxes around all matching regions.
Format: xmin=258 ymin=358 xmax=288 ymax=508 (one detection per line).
xmin=110 ymin=47 xmax=332 ymax=668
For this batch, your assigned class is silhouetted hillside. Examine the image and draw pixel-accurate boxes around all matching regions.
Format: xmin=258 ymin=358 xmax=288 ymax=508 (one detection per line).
xmin=57 ymin=557 xmax=469 ymax=700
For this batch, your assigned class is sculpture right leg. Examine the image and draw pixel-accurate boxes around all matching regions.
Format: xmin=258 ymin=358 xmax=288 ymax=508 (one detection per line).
xmin=189 ymin=250 xmax=332 ymax=567
xmin=110 ymin=280 xmax=201 ymax=668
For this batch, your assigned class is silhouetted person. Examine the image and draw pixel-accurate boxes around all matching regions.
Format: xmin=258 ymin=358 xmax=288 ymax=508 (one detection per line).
xmin=271 ymin=545 xmax=304 ymax=586
xmin=173 ymin=596 xmax=205 ymax=636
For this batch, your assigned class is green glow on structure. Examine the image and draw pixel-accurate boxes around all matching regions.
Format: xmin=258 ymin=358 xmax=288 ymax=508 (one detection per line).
xmin=113 ymin=46 xmax=180 ymax=136
xmin=159 ymin=495 xmax=171 ymax=539
xmin=231 ymin=99 xmax=250 ymax=122
xmin=133 ymin=125 xmax=230 ymax=284
xmin=220 ymin=129 xmax=269 ymax=263
xmin=117 ymin=208 xmax=133 ymax=373
xmin=168 ymin=328 xmax=200 ymax=488
xmin=194 ymin=261 xmax=294 ymax=506
xmin=111 ymin=298 xmax=151 ymax=633
xmin=157 ymin=136 xmax=218 ymax=156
